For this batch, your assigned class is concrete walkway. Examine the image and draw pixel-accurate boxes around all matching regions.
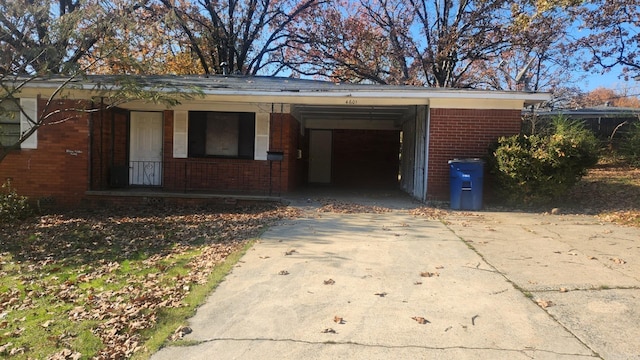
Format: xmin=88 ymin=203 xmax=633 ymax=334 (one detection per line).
xmin=151 ymin=196 xmax=640 ymax=359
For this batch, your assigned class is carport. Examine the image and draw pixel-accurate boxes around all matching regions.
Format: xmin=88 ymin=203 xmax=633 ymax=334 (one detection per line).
xmin=286 ymin=86 xmax=549 ymax=202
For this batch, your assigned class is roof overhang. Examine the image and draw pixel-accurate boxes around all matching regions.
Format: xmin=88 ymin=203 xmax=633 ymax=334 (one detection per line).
xmin=6 ymin=75 xmax=551 ymax=127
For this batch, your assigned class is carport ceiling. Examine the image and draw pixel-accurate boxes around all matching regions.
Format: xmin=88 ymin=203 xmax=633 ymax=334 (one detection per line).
xmin=291 ymin=104 xmax=412 ymax=122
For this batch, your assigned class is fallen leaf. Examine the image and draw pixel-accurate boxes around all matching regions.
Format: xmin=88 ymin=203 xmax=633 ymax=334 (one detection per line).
xmin=560 ymin=287 xmax=568 ymax=293
xmin=587 ymin=256 xmax=597 ymax=260
xmin=333 ymin=316 xmax=345 ymax=324
xmin=323 ymin=279 xmax=335 ymax=285
xmin=41 ymin=320 xmax=54 ymax=328
xmin=435 ymin=265 xmax=444 ymax=269
xmin=9 ymin=347 xmax=25 ymax=356
xmin=412 ymin=316 xmax=429 ymax=324
xmin=321 ymin=328 xmax=337 ymax=334
xmin=49 ymin=348 xmax=82 ymax=360
xmin=413 ymin=281 xmax=422 ymax=285
xmin=536 ymin=299 xmax=554 ymax=308
xmin=169 ymin=326 xmax=192 ymax=341
xmin=284 ymin=249 xmax=296 ymax=256
xmin=420 ymin=271 xmax=439 ymax=277
xmin=0 ymin=343 xmax=12 ymax=355
xmin=374 ymin=292 xmax=387 ymax=297
xmin=610 ymin=257 xmax=626 ymax=264
xmin=278 ymin=270 xmax=289 ymax=275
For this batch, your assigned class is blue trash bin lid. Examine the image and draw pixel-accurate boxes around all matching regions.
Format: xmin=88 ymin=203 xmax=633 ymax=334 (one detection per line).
xmin=448 ymin=158 xmax=484 ymax=164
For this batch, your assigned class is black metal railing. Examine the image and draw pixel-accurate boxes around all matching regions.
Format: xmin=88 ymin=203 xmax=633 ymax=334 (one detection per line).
xmin=129 ymin=161 xmax=163 ymax=186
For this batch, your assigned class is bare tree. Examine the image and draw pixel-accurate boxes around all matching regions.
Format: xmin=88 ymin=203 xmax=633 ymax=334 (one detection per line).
xmin=0 ymin=0 xmax=120 ymax=75
xmin=158 ymin=0 xmax=324 ymax=75
xmin=286 ymin=0 xmax=516 ymax=87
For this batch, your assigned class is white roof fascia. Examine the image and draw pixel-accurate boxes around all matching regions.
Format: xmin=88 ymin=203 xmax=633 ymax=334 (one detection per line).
xmin=15 ymin=78 xmax=552 ymax=106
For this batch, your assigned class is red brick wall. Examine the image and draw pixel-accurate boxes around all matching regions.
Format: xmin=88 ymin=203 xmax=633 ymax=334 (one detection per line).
xmin=0 ymin=99 xmax=91 ymax=206
xmin=269 ymin=113 xmax=302 ymax=192
xmin=427 ymin=108 xmax=521 ymax=199
xmin=333 ymin=129 xmax=400 ymax=188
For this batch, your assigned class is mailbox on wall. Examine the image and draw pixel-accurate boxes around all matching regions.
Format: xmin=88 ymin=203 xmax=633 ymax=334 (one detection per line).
xmin=267 ymin=151 xmax=284 ymax=161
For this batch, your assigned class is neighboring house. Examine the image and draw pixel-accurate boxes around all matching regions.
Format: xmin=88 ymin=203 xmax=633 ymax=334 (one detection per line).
xmin=0 ymin=75 xmax=549 ymax=207
xmin=533 ymin=106 xmax=640 ymax=142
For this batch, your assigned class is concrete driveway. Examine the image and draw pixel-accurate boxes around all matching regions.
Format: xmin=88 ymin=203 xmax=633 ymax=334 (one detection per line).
xmin=151 ymin=195 xmax=640 ymax=359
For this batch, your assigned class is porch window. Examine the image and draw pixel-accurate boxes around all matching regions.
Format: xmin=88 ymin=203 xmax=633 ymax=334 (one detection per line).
xmin=0 ymin=99 xmax=20 ymax=147
xmin=188 ymin=111 xmax=255 ymax=159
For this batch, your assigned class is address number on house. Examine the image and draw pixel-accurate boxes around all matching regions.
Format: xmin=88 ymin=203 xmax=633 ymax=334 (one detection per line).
xmin=345 ymin=99 xmax=358 ymax=105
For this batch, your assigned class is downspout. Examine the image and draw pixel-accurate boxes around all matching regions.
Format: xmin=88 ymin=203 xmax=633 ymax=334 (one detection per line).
xmin=270 ymin=103 xmax=274 ymax=196
xmin=110 ymin=107 xmax=115 ymax=172
xmin=99 ymin=98 xmax=104 ymax=189
xmin=88 ymin=101 xmax=94 ymax=191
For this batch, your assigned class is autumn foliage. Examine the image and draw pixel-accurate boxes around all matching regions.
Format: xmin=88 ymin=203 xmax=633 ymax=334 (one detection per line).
xmin=574 ymin=87 xmax=640 ymax=108
xmin=1 ymin=0 xmax=639 ymax=97
xmin=489 ymin=117 xmax=600 ymax=204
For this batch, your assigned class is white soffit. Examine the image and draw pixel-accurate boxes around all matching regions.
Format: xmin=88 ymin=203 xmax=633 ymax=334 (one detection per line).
xmin=15 ymin=76 xmax=551 ymax=119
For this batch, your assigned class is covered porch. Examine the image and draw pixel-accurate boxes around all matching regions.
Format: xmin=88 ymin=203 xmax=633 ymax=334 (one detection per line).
xmin=87 ymin=102 xmax=423 ymax=202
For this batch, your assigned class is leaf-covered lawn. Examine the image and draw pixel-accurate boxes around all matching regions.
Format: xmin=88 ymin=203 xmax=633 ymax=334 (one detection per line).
xmin=565 ymin=159 xmax=640 ymax=226
xmin=0 ymin=204 xmax=299 ymax=359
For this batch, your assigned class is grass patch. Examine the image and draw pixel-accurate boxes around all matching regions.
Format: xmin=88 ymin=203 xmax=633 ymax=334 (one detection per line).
xmin=132 ymin=241 xmax=254 ymax=359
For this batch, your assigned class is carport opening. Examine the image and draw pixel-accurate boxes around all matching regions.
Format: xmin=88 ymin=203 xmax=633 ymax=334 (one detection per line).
xmin=292 ymin=103 xmax=422 ymax=195
xmin=304 ymin=128 xmax=403 ymax=191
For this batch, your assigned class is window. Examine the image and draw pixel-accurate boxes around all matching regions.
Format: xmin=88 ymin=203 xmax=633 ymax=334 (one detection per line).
xmin=188 ymin=111 xmax=255 ymax=159
xmin=0 ymin=99 xmax=20 ymax=148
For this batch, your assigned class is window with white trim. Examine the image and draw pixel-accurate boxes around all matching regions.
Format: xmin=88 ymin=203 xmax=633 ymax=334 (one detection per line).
xmin=0 ymin=99 xmax=20 ymax=147
xmin=188 ymin=111 xmax=256 ymax=159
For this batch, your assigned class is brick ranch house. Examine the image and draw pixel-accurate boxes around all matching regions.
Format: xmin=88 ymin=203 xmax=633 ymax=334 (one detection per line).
xmin=1 ymin=75 xmax=549 ymax=207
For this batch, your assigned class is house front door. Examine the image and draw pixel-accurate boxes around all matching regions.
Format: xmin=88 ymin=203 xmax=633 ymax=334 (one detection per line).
xmin=129 ymin=111 xmax=163 ymax=186
xmin=308 ymin=129 xmax=332 ymax=184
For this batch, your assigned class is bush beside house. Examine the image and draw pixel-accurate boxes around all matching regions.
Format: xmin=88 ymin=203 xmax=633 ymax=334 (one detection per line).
xmin=0 ymin=183 xmax=32 ymax=223
xmin=619 ymin=122 xmax=640 ymax=166
xmin=488 ymin=117 xmax=601 ymax=205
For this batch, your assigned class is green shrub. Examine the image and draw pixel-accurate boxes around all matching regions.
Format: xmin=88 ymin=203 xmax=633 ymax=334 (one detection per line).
xmin=0 ymin=183 xmax=33 ymax=223
xmin=489 ymin=117 xmax=600 ymax=204
xmin=619 ymin=121 xmax=640 ymax=166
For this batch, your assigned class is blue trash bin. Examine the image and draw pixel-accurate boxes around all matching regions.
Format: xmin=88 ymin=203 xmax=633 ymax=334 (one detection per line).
xmin=448 ymin=159 xmax=484 ymax=210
